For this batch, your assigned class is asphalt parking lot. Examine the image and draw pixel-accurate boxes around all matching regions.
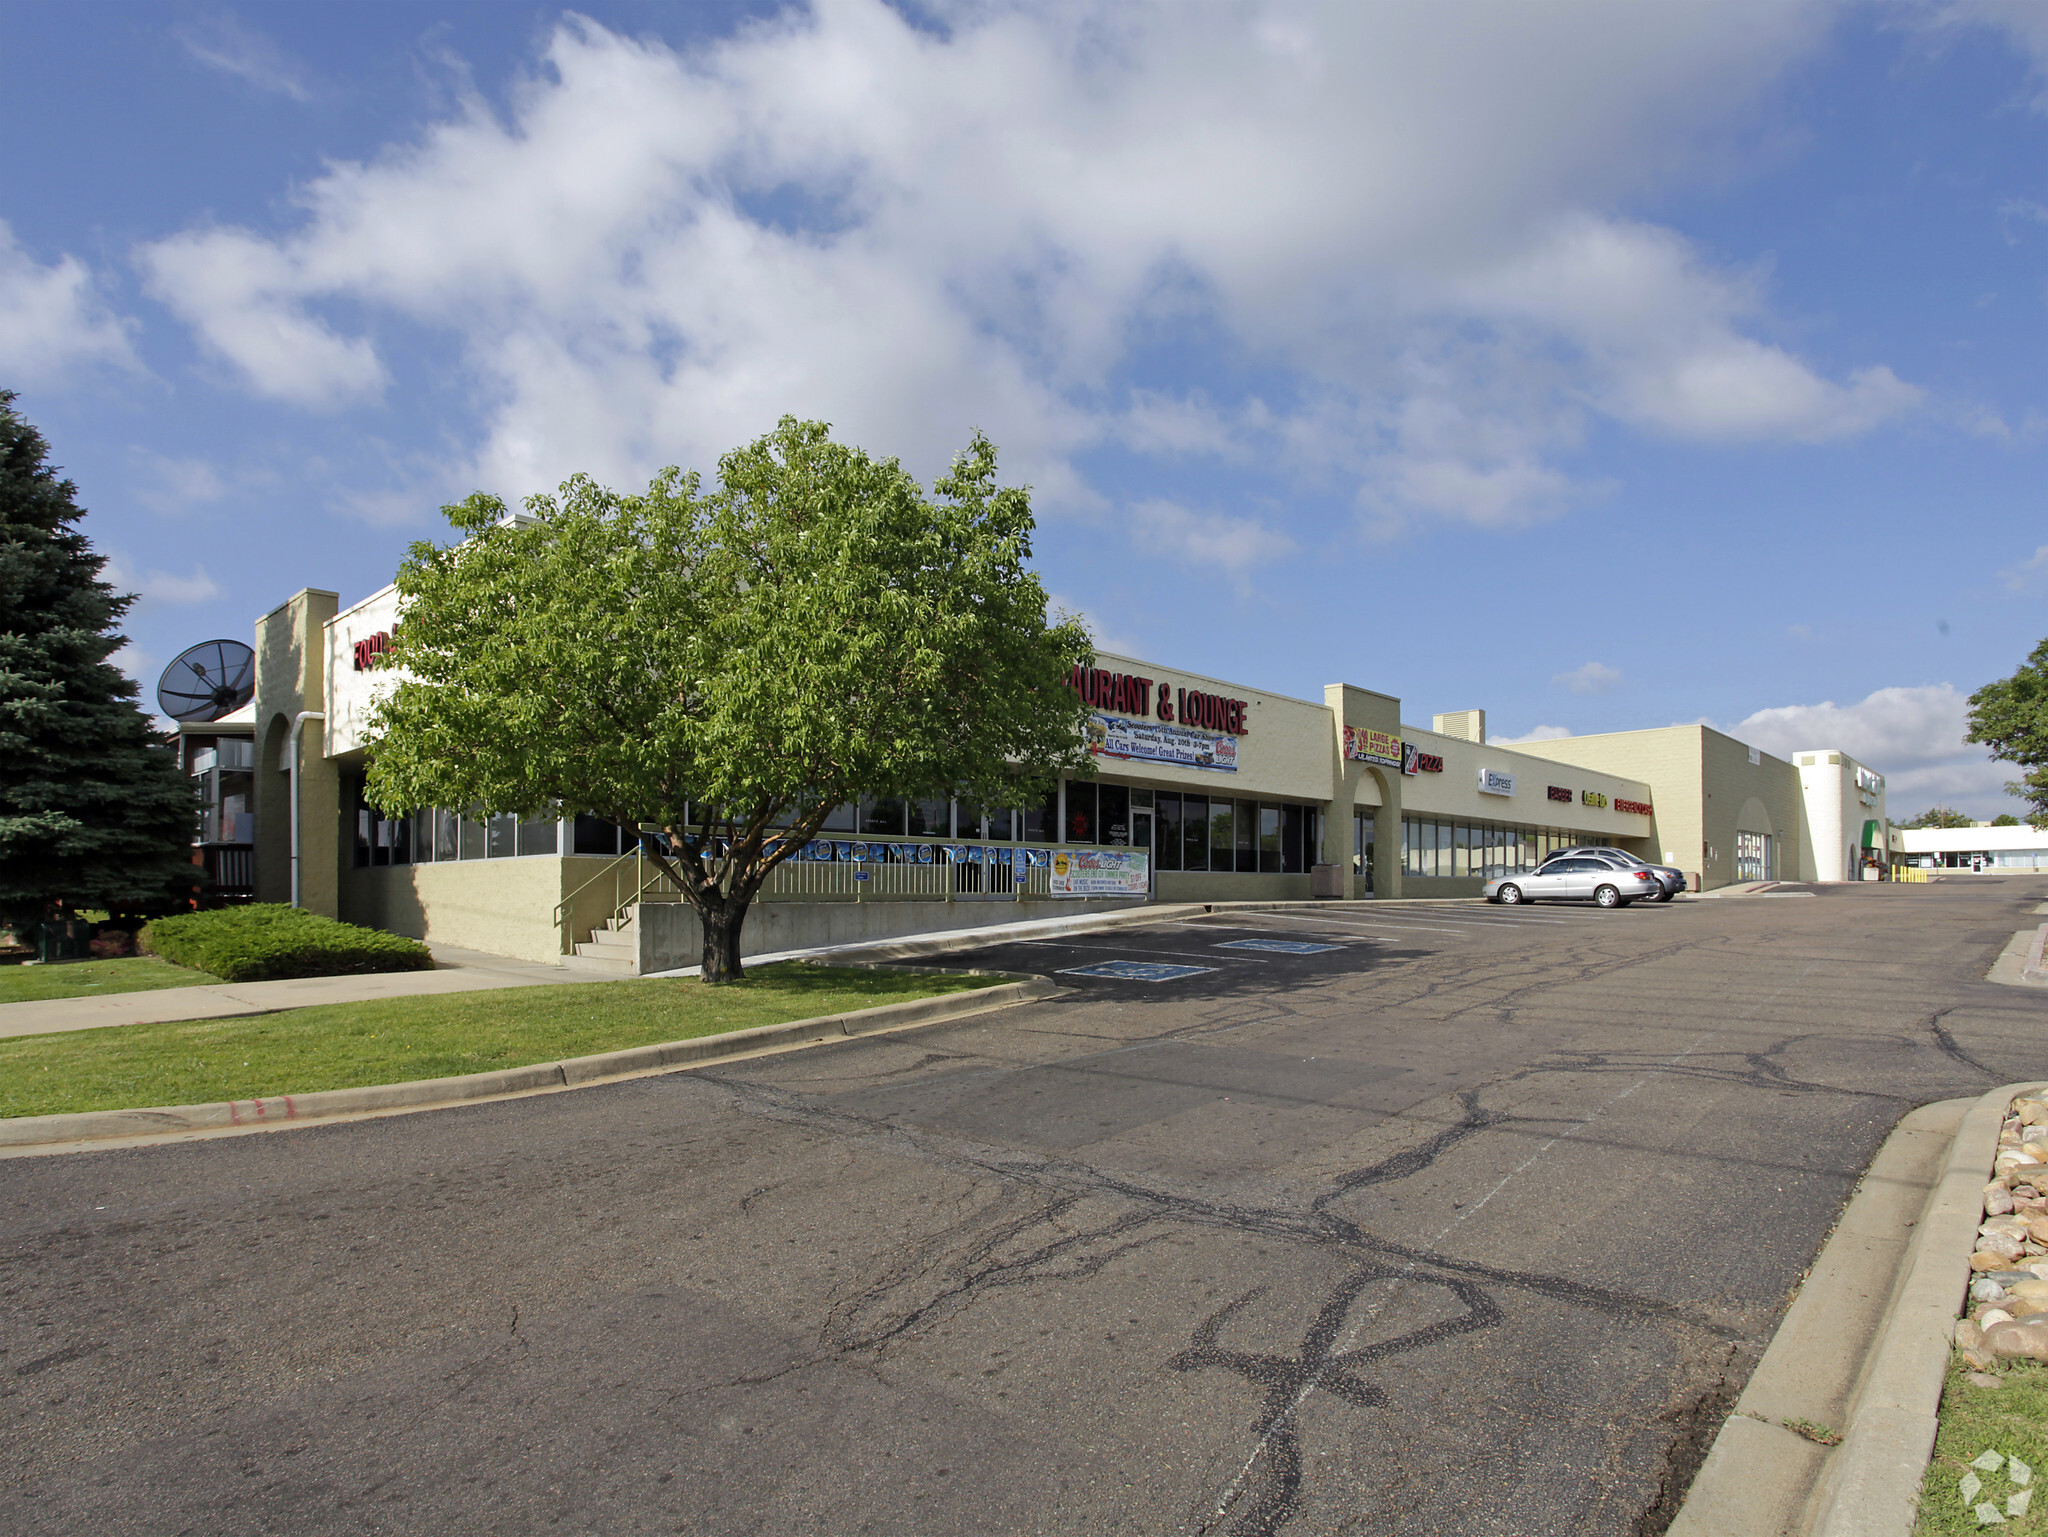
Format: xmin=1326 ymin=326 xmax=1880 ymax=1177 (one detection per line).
xmin=7 ymin=881 xmax=2048 ymax=1535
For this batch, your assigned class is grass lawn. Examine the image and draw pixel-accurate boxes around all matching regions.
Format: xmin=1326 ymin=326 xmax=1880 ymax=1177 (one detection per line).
xmin=1916 ymin=1350 xmax=2048 ymax=1534
xmin=0 ymin=963 xmax=1000 ymax=1119
xmin=0 ymin=956 xmax=217 ymax=1005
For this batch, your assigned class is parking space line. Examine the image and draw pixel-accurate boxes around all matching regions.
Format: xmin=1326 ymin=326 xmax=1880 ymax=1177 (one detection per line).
xmin=1021 ymin=939 xmax=1273 ymax=964
xmin=1234 ymin=912 xmax=1476 ymax=936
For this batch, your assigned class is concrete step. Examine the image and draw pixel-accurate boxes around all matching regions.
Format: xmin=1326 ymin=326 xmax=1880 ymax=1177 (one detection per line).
xmin=561 ymin=951 xmax=637 ymax=977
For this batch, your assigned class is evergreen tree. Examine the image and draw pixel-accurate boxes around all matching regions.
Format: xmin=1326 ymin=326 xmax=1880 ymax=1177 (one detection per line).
xmin=0 ymin=392 xmax=199 ymax=930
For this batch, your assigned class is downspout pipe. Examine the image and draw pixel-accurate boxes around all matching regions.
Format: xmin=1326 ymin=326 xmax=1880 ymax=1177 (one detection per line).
xmin=285 ymin=711 xmax=326 ymax=909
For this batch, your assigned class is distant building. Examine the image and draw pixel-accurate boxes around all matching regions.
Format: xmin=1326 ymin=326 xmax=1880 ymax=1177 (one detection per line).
xmin=1891 ymin=823 xmax=2048 ymax=871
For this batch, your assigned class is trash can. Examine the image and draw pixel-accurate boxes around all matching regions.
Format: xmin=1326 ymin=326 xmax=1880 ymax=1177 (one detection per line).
xmin=1309 ymin=863 xmax=1346 ymax=899
xmin=34 ymin=920 xmax=96 ymax=965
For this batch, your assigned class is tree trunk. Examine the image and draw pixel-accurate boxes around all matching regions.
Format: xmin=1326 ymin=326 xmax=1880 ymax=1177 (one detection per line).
xmin=698 ymin=892 xmax=749 ymax=984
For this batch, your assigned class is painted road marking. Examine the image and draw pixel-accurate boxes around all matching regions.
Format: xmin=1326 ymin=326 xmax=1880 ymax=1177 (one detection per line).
xmin=1059 ymin=960 xmax=1217 ymax=981
xmin=1024 ymin=940 xmax=1271 ymax=964
xmin=1213 ymin=939 xmax=1344 ymax=954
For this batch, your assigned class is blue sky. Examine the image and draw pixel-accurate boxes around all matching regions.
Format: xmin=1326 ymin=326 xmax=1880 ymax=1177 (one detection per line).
xmin=5 ymin=1 xmax=2047 ymax=814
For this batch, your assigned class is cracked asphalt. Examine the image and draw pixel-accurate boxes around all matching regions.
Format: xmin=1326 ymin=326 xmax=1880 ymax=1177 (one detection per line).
xmin=7 ymin=880 xmax=2048 ymax=1536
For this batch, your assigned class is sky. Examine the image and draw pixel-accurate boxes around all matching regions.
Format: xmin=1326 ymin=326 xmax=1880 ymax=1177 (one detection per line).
xmin=4 ymin=0 xmax=2047 ymax=817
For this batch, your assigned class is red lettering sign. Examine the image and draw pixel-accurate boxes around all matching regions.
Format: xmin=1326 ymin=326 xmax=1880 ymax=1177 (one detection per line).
xmin=352 ymin=631 xmax=393 ymax=672
xmin=1614 ymin=798 xmax=1654 ymax=817
xmin=1546 ymin=785 xmax=1572 ymax=803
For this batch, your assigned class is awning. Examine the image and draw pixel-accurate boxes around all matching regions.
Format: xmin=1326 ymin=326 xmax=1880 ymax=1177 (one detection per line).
xmin=1861 ymin=819 xmax=1881 ymax=848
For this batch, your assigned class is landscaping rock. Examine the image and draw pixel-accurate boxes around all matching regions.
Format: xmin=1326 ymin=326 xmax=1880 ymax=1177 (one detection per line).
xmin=1988 ymin=1184 xmax=2018 ymax=1215
xmin=1984 ymin=1320 xmax=2048 ymax=1362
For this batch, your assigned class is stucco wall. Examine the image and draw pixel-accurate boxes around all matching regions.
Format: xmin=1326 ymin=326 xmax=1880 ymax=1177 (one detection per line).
xmin=1155 ymin=872 xmax=1311 ymax=904
xmin=342 ymin=857 xmax=575 ymax=965
xmin=1518 ymin=725 xmax=1808 ymax=887
xmin=252 ymin=589 xmax=340 ymax=913
xmin=1396 ymin=724 xmax=1656 ymax=846
xmin=633 ymin=894 xmax=1147 ymax=972
xmin=325 ymin=584 xmax=403 ymax=757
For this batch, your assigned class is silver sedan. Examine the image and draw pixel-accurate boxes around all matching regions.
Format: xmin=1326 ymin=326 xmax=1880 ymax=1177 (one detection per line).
xmin=1483 ymin=855 xmax=1660 ymax=908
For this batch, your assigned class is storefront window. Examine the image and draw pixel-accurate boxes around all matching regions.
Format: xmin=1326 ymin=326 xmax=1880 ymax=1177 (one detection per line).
xmin=487 ymin=813 xmax=517 ymax=857
xmin=909 ymin=798 xmax=949 ymax=837
xmin=518 ymin=817 xmax=558 ymax=856
xmin=1065 ymin=780 xmax=1097 ymax=843
xmin=1099 ymin=784 xmax=1131 ymax=845
xmin=1022 ymin=786 xmax=1058 ymax=842
xmin=1207 ymin=798 xmax=1233 ymax=865
xmin=1182 ymin=793 xmax=1208 ymax=870
xmin=860 ymin=798 xmax=905 ymax=836
xmin=573 ymin=815 xmax=622 ymax=856
xmin=1259 ymin=804 xmax=1282 ymax=873
xmin=1157 ymin=795 xmax=1183 ymax=870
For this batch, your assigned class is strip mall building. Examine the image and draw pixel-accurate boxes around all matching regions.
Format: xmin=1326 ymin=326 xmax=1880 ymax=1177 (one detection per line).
xmin=178 ymin=584 xmax=1892 ymax=973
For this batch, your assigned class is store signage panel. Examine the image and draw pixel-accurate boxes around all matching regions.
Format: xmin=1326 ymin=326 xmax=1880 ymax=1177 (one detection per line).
xmin=1477 ymin=767 xmax=1516 ymax=797
xmin=1614 ymin=798 xmax=1653 ymax=817
xmin=1087 ymin=714 xmax=1239 ymax=773
xmin=1401 ymin=742 xmax=1444 ymax=776
xmin=1050 ymin=847 xmax=1149 ymax=897
xmin=1066 ymin=665 xmax=1248 ymax=736
xmin=1582 ymin=790 xmax=1609 ymax=809
xmin=1343 ymin=727 xmax=1401 ymax=768
xmin=1547 ymin=785 xmax=1572 ymax=803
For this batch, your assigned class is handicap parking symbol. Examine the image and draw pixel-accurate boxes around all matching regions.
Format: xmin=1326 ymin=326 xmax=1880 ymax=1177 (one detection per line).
xmin=1213 ymin=938 xmax=1344 ymax=954
xmin=1058 ymin=960 xmax=1216 ymax=981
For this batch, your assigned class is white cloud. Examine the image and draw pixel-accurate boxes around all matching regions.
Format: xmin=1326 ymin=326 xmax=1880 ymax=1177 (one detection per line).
xmin=135 ymin=2 xmax=1900 ymax=526
xmin=130 ymin=450 xmax=226 ymax=514
xmin=1046 ymin=591 xmax=1145 ymax=661
xmin=140 ymin=227 xmax=385 ymax=408
xmin=1733 ymin=682 xmax=2017 ymax=817
xmin=104 ymin=557 xmax=223 ymax=607
xmin=177 ymin=15 xmax=311 ymax=101
xmin=1555 ymin=661 xmax=1622 ymax=695
xmin=1128 ymin=498 xmax=1296 ymax=573
xmin=2004 ymin=544 xmax=2048 ymax=590
xmin=0 ymin=221 xmax=137 ymax=382
xmin=1493 ymin=723 xmax=1575 ymax=745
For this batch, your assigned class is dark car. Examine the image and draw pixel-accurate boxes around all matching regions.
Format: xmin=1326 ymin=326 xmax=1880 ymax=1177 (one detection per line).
xmin=1544 ymin=845 xmax=1685 ymax=901
xmin=1482 ymin=854 xmax=1660 ymax=908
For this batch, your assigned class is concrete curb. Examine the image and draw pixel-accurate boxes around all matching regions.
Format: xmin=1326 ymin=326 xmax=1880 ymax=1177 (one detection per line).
xmin=0 ymin=972 xmax=1062 ymax=1155
xmin=1987 ymin=929 xmax=2048 ymax=989
xmin=1670 ymin=1083 xmax=2041 ymax=1536
xmin=1668 ymin=1097 xmax=1971 ymax=1537
xmin=1806 ymin=1080 xmax=2043 ymax=1537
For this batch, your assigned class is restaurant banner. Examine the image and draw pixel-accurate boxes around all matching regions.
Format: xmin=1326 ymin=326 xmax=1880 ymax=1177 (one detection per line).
xmin=1342 ymin=726 xmax=1401 ymax=768
xmin=1085 ymin=714 xmax=1238 ymax=773
xmin=1049 ymin=847 xmax=1150 ymax=897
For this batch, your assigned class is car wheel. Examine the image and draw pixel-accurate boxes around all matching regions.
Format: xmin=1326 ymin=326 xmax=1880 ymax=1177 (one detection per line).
xmin=1497 ymin=884 xmax=1523 ymax=905
xmin=1594 ymin=884 xmax=1622 ymax=909
xmin=1650 ymin=888 xmax=1673 ymax=903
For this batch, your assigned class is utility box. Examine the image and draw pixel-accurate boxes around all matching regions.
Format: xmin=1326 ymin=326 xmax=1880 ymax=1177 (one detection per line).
xmin=1310 ymin=863 xmax=1345 ymax=899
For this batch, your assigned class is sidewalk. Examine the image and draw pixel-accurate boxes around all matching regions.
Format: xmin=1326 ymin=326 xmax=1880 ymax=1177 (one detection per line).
xmin=0 ymin=945 xmax=577 ymax=1041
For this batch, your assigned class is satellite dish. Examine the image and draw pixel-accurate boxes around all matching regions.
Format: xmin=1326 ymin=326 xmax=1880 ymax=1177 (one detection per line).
xmin=156 ymin=639 xmax=256 ymax=722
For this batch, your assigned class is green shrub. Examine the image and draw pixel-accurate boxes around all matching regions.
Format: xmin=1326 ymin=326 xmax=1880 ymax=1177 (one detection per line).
xmin=140 ymin=905 xmax=435 ymax=983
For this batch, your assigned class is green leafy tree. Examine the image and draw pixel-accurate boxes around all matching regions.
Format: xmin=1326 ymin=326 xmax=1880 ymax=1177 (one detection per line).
xmin=1896 ymin=806 xmax=1976 ymax=830
xmin=367 ymin=418 xmax=1094 ymax=982
xmin=1970 ymin=640 xmax=2048 ymax=830
xmin=0 ymin=392 xmax=200 ymax=932
xmin=1993 ymin=813 xmax=2022 ymax=827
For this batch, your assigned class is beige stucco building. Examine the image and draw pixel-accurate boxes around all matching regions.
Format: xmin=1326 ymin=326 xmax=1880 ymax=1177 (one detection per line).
xmin=178 ymin=576 xmax=1891 ymax=973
